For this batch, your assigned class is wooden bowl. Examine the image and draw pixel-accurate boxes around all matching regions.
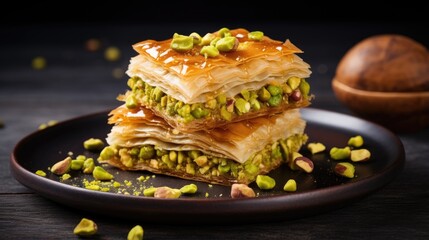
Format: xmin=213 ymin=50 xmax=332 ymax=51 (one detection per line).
xmin=332 ymin=34 xmax=429 ymax=133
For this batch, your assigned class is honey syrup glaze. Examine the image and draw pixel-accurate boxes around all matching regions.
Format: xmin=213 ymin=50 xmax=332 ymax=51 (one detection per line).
xmin=132 ymin=28 xmax=303 ymax=76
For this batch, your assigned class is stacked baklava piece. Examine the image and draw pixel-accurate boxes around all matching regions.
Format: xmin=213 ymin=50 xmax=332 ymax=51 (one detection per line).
xmin=99 ymin=28 xmax=312 ymax=186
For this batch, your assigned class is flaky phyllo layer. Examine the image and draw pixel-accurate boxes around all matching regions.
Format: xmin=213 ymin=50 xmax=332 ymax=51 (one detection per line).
xmin=121 ymin=28 xmax=312 ymax=132
xmin=98 ymin=106 xmax=308 ymax=185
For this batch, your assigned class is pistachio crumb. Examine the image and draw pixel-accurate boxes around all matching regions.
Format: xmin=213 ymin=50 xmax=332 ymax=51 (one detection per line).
xmin=61 ymin=173 xmax=71 ymax=180
xmin=35 ymin=170 xmax=46 ymax=177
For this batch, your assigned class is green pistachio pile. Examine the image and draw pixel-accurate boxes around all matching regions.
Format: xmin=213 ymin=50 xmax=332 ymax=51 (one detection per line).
xmin=170 ymin=27 xmax=264 ymax=57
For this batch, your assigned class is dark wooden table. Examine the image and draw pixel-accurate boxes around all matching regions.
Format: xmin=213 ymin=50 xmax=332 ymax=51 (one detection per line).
xmin=1 ymin=22 xmax=428 ymax=239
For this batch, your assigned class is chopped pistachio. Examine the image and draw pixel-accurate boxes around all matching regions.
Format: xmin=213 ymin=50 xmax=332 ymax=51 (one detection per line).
xmin=299 ymin=79 xmax=310 ymax=98
xmin=200 ymin=45 xmax=219 ymax=58
xmin=348 ymin=135 xmax=364 ymax=148
xmin=35 ymin=170 xmax=46 ymax=177
xmin=189 ymin=32 xmax=202 ymax=44
xmin=99 ymin=146 xmax=117 ymax=161
xmin=330 ymin=147 xmax=351 ymax=160
xmin=61 ymin=173 xmax=71 ymax=180
xmin=73 ymin=218 xmax=97 ymax=236
xmin=256 ymin=175 xmax=276 ymax=190
xmin=143 ymin=186 xmax=157 ymax=197
xmin=127 ymin=225 xmax=144 ymax=240
xmin=139 ymin=145 xmax=155 ymax=160
xmin=217 ymin=27 xmax=230 ymax=37
xmin=267 ymin=85 xmax=283 ymax=96
xmin=126 ymin=95 xmax=138 ymax=109
xmin=258 ymin=87 xmax=271 ymax=102
xmin=93 ymin=166 xmax=114 ymax=181
xmin=215 ymin=36 xmax=239 ymax=52
xmin=248 ymin=31 xmax=264 ymax=41
xmin=200 ymin=33 xmax=216 ymax=46
xmin=82 ymin=158 xmax=95 ymax=174
xmin=283 ymin=179 xmax=297 ymax=192
xmin=83 ymin=138 xmax=105 ymax=152
xmin=268 ymin=95 xmax=282 ymax=107
xmin=234 ymin=98 xmax=250 ymax=114
xmin=307 ymin=142 xmax=326 ymax=154
xmin=287 ymin=77 xmax=301 ymax=90
xmin=180 ymin=183 xmax=198 ymax=194
xmin=170 ymin=34 xmax=193 ymax=51
xmin=216 ymin=94 xmax=227 ymax=105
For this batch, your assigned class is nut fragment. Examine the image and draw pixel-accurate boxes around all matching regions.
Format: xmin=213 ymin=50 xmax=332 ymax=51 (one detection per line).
xmin=329 ymin=146 xmax=351 ymax=160
xmin=256 ymin=175 xmax=276 ymax=190
xmin=348 ymin=135 xmax=364 ymax=148
xmin=83 ymin=138 xmax=105 ymax=152
xmin=283 ymin=179 xmax=297 ymax=192
xmin=73 ymin=218 xmax=97 ymax=236
xmin=294 ymin=156 xmax=314 ymax=173
xmin=92 ymin=166 xmax=114 ymax=181
xmin=154 ymin=186 xmax=181 ymax=199
xmin=334 ymin=162 xmax=355 ymax=178
xmin=307 ymin=142 xmax=326 ymax=154
xmin=180 ymin=184 xmax=198 ymax=194
xmin=143 ymin=187 xmax=157 ymax=197
xmin=230 ymin=183 xmax=256 ymax=198
xmin=50 ymin=157 xmax=72 ymax=175
xmin=350 ymin=149 xmax=371 ymax=162
xmin=127 ymin=225 xmax=144 ymax=240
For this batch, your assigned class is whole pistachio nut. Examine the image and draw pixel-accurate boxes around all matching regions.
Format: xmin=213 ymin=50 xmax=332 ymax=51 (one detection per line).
xmin=350 ymin=149 xmax=371 ymax=162
xmin=230 ymin=183 xmax=256 ymax=198
xmin=154 ymin=186 xmax=181 ymax=199
xmin=348 ymin=135 xmax=364 ymax=148
xmin=307 ymin=142 xmax=326 ymax=154
xmin=334 ymin=162 xmax=355 ymax=178
xmin=127 ymin=225 xmax=144 ymax=240
xmin=294 ymin=156 xmax=314 ymax=173
xmin=51 ymin=157 xmax=72 ymax=175
xmin=73 ymin=218 xmax=97 ymax=236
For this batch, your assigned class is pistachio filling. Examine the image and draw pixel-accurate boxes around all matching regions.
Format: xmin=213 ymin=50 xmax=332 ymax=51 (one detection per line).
xmin=100 ymin=134 xmax=307 ymax=184
xmin=124 ymin=76 xmax=310 ymax=123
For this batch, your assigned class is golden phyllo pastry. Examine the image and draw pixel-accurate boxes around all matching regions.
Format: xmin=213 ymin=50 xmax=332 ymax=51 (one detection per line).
xmin=98 ymin=105 xmax=308 ymax=185
xmin=121 ymin=28 xmax=312 ymax=132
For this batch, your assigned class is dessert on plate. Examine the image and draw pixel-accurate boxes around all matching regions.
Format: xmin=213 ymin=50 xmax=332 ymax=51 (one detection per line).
xmin=99 ymin=27 xmax=312 ymax=186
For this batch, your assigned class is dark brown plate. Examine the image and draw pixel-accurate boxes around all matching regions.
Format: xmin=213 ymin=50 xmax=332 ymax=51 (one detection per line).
xmin=10 ymin=108 xmax=405 ymax=224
